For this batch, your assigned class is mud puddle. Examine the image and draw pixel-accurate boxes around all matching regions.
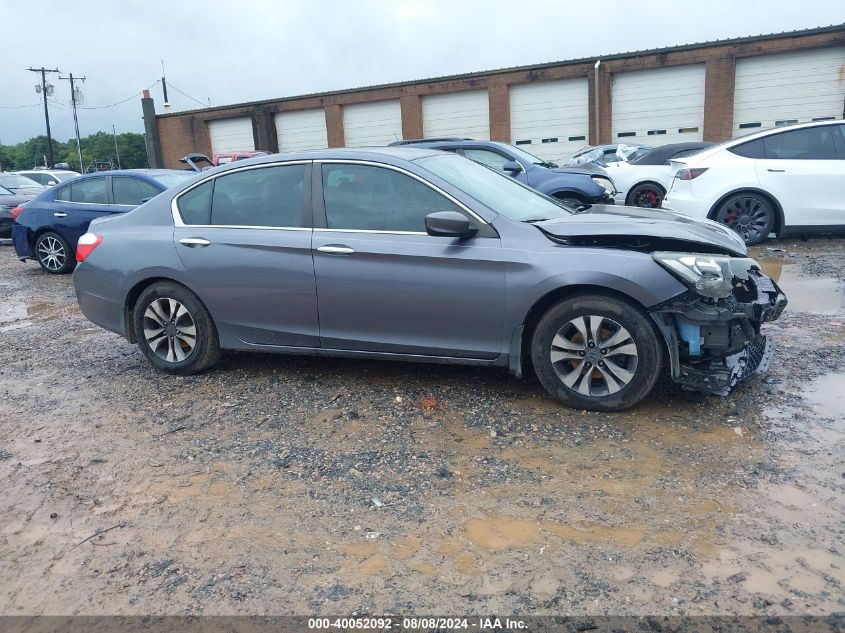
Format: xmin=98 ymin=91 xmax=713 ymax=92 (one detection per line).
xmin=756 ymin=257 xmax=843 ymax=315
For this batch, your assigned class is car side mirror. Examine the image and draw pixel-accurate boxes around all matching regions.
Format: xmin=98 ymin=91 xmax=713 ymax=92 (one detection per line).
xmin=425 ymin=211 xmax=477 ymax=238
xmin=503 ymin=161 xmax=523 ymax=174
xmin=47 ymin=180 xmax=57 ymax=186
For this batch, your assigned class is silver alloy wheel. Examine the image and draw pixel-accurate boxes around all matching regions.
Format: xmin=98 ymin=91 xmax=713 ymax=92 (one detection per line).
xmin=143 ymin=298 xmax=197 ymax=363
xmin=549 ymin=315 xmax=639 ymax=397
xmin=37 ymin=236 xmax=66 ymax=272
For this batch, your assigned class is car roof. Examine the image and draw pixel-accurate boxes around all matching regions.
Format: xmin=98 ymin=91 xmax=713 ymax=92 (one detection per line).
xmin=213 ymin=146 xmax=448 ymax=166
xmin=630 ymin=142 xmax=713 ymax=165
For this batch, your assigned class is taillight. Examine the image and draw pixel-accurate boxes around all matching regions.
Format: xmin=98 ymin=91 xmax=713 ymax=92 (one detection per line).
xmin=76 ymin=233 xmax=103 ymax=262
xmin=675 ymin=168 xmax=708 ymax=180
xmin=10 ymin=206 xmax=25 ymax=220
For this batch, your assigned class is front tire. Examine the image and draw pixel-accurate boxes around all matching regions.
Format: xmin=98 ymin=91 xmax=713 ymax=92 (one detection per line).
xmin=35 ymin=231 xmax=75 ymax=274
xmin=530 ymin=295 xmax=663 ymax=411
xmin=714 ymin=193 xmax=776 ymax=245
xmin=133 ymin=282 xmax=220 ymax=374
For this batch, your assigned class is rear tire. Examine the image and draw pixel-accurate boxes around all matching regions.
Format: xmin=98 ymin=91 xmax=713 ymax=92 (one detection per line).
xmin=35 ymin=231 xmax=75 ymax=274
xmin=626 ymin=182 xmax=665 ymax=208
xmin=133 ymin=282 xmax=220 ymax=375
xmin=714 ymin=193 xmax=776 ymax=245
xmin=530 ymin=295 xmax=663 ymax=411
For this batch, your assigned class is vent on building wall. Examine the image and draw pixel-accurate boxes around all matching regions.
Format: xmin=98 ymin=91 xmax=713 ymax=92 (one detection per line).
xmin=617 ymin=132 xmax=635 ymax=138
xmin=775 ymin=119 xmax=798 ymax=126
xmin=738 ymin=122 xmax=761 ymax=129
xmin=515 ymin=140 xmax=532 ymax=145
xmin=541 ymin=137 xmax=558 ymax=143
xmin=678 ymin=127 xmax=699 ymax=133
xmin=568 ymin=135 xmax=586 ymax=141
xmin=647 ymin=130 xmax=667 ymax=136
xmin=812 ymin=116 xmax=836 ymax=121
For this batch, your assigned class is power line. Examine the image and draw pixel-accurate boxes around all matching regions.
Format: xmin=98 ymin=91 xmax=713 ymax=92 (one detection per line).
xmin=166 ymin=82 xmax=209 ymax=108
xmin=60 ymin=73 xmax=86 ymax=172
xmin=0 ymin=103 xmax=41 ymax=109
xmin=78 ymin=80 xmax=160 ymax=110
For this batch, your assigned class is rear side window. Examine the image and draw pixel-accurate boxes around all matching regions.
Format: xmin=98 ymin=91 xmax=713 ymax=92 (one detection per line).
xmin=112 ymin=177 xmax=161 ymax=205
xmin=210 ymin=165 xmax=306 ymax=227
xmin=54 ymin=184 xmax=71 ymax=201
xmin=70 ymin=178 xmax=108 ymax=204
xmin=729 ymin=138 xmax=765 ymax=159
xmin=177 ymin=165 xmax=307 ymax=227
xmin=177 ymin=180 xmax=213 ymax=224
xmin=321 ymin=164 xmax=461 ymax=232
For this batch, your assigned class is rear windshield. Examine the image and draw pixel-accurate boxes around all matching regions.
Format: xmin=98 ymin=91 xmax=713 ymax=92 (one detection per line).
xmin=154 ymin=173 xmax=196 ymax=189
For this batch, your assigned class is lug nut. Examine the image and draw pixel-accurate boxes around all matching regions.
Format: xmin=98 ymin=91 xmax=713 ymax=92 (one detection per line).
xmin=588 ymin=342 xmax=595 ymax=348
xmin=599 ymin=361 xmax=605 ymax=367
xmin=585 ymin=362 xmax=592 ymax=367
xmin=601 ymin=349 xmax=607 ymax=354
xmin=579 ymin=351 xmax=586 ymax=357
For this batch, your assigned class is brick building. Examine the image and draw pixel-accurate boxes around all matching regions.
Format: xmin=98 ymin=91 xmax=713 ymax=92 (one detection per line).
xmin=144 ymin=24 xmax=845 ymax=169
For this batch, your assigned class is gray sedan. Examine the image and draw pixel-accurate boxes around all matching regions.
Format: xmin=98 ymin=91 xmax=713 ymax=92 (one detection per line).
xmin=72 ymin=148 xmax=786 ymax=411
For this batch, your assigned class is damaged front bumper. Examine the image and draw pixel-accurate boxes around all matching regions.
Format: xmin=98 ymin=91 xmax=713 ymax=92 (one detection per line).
xmin=650 ymin=268 xmax=788 ymax=395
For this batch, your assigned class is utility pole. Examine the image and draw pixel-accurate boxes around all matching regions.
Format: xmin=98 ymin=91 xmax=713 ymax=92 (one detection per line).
xmin=28 ymin=67 xmax=60 ymax=167
xmin=60 ymin=73 xmax=85 ymax=172
xmin=112 ymin=125 xmax=121 ymax=169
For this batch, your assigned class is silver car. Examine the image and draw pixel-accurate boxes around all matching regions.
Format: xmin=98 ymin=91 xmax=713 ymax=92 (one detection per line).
xmin=72 ymin=148 xmax=786 ymax=411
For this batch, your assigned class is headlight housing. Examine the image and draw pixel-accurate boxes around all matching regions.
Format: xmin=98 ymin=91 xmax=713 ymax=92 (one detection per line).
xmin=591 ymin=176 xmax=616 ymax=194
xmin=653 ymin=252 xmax=756 ymax=299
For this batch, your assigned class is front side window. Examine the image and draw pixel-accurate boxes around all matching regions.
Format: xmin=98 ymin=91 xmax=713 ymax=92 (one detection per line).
xmin=177 ymin=164 xmax=307 ymax=227
xmin=321 ymin=164 xmax=461 ymax=232
xmin=762 ymin=126 xmax=838 ymax=160
xmin=70 ymin=178 xmax=108 ymax=204
xmin=462 ymin=149 xmax=511 ymax=172
xmin=112 ymin=177 xmax=161 ymax=205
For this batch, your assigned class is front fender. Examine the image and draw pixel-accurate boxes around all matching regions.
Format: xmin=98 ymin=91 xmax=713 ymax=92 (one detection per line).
xmin=536 ymin=174 xmax=602 ymax=198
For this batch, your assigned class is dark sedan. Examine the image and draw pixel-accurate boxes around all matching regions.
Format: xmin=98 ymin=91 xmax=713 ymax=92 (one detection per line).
xmin=12 ymin=169 xmax=194 ymax=273
xmin=72 ymin=148 xmax=786 ymax=411
xmin=390 ymin=139 xmax=616 ymax=207
xmin=0 ymin=184 xmax=38 ymax=238
xmin=0 ymin=173 xmax=47 ymax=197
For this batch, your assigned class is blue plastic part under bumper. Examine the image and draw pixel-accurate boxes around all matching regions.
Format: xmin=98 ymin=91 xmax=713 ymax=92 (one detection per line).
xmin=11 ymin=225 xmax=33 ymax=260
xmin=677 ymin=317 xmax=702 ymax=356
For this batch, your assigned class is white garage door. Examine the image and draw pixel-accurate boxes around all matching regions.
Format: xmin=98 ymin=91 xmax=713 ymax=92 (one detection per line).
xmin=208 ymin=118 xmax=254 ymax=153
xmin=422 ymin=90 xmax=490 ymax=140
xmin=343 ymin=100 xmax=403 ymax=147
xmin=510 ymin=79 xmax=589 ymax=161
xmin=733 ymin=48 xmax=845 ymax=137
xmin=275 ymin=109 xmax=328 ymax=152
xmin=612 ymin=65 xmax=705 ymax=144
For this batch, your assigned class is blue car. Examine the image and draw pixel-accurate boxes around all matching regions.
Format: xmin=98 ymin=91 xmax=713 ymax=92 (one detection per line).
xmin=13 ymin=169 xmax=195 ymax=274
xmin=390 ymin=138 xmax=616 ymax=207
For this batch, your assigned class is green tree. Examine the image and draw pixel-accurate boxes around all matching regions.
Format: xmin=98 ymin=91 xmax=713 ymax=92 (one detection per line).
xmin=0 ymin=131 xmax=148 ymax=172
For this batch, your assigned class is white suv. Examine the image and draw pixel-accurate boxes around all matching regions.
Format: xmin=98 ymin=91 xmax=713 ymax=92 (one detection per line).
xmin=662 ymin=120 xmax=845 ymax=245
xmin=17 ymin=169 xmax=80 ymax=187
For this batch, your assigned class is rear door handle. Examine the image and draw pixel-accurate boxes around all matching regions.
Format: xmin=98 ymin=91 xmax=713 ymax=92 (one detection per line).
xmin=316 ymin=245 xmax=356 ymax=255
xmin=179 ymin=237 xmax=211 ymax=248
xmin=53 ymin=212 xmax=67 ymax=218
xmin=767 ymin=169 xmax=786 ymax=172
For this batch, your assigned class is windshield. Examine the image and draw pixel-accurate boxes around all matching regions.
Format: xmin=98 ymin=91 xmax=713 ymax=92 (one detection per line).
xmin=0 ymin=174 xmax=45 ymax=189
xmin=502 ymin=144 xmax=558 ymax=167
xmin=154 ymin=172 xmax=196 ymax=188
xmin=417 ymin=154 xmax=573 ymax=223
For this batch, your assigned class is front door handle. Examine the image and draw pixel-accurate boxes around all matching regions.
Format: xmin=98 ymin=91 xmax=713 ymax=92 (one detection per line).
xmin=53 ymin=212 xmax=67 ymax=218
xmin=317 ymin=245 xmax=356 ymax=255
xmin=767 ymin=168 xmax=786 ymax=173
xmin=179 ymin=237 xmax=211 ymax=248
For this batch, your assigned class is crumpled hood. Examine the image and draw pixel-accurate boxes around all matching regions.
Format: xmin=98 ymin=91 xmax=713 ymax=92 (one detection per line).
xmin=536 ymin=205 xmax=748 ymax=256
xmin=550 ymin=164 xmax=607 ymax=177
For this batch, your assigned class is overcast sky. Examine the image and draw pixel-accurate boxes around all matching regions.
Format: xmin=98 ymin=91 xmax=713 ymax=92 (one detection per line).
xmin=2 ymin=0 xmax=843 ymax=146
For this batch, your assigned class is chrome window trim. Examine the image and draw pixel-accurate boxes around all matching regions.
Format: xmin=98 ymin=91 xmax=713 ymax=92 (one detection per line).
xmin=315 ymin=159 xmax=488 ymax=225
xmin=314 ymin=228 xmax=427 ymax=236
xmin=171 ymin=160 xmax=312 ymax=229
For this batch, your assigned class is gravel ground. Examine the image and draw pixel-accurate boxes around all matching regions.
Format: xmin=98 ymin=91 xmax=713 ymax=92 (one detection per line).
xmin=0 ymin=237 xmax=843 ymax=617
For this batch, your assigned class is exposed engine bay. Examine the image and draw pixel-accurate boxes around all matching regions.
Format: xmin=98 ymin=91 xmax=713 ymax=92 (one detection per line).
xmin=650 ymin=265 xmax=787 ymax=395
